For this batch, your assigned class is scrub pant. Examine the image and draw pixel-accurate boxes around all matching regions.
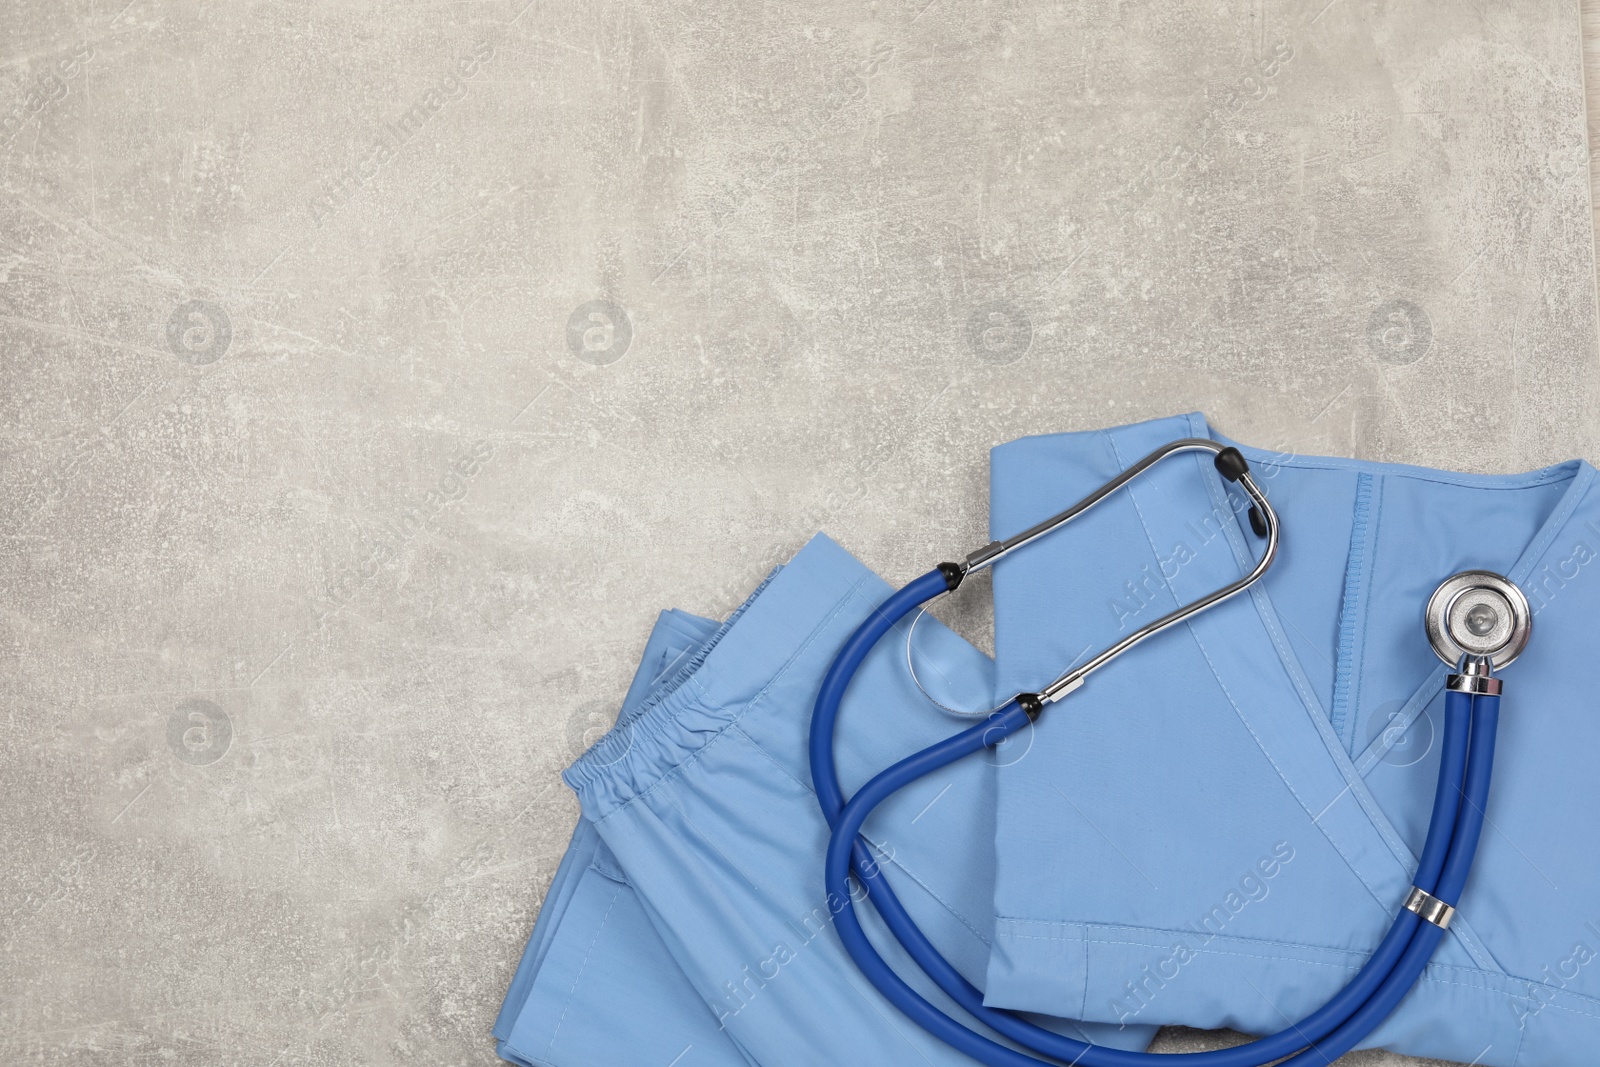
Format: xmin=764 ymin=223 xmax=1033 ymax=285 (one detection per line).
xmin=497 ymin=534 xmax=1158 ymax=1065
xmin=494 ymin=610 xmax=750 ymax=1066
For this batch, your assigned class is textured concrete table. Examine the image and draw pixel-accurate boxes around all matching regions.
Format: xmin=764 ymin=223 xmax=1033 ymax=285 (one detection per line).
xmin=3 ymin=1 xmax=1597 ymax=1064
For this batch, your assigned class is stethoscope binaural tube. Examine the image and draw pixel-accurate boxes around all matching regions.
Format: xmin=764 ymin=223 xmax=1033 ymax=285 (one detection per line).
xmin=808 ymin=438 xmax=1518 ymax=1067
xmin=810 ymin=439 xmax=1278 ymax=825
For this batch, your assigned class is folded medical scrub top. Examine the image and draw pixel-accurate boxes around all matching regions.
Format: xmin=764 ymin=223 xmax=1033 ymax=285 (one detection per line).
xmin=984 ymin=412 xmax=1600 ymax=1067
xmin=536 ymin=535 xmax=1159 ymax=1065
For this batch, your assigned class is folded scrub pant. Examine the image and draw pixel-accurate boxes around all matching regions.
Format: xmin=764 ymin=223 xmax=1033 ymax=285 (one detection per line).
xmin=560 ymin=534 xmax=1159 ymax=1065
xmin=494 ymin=609 xmax=754 ymax=1067
xmin=983 ymin=411 xmax=1600 ymax=1066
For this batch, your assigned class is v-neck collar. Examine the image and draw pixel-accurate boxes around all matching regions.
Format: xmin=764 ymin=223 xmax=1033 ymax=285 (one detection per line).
xmin=1113 ymin=413 xmax=1595 ymax=975
xmin=1194 ymin=412 xmax=1593 ymax=756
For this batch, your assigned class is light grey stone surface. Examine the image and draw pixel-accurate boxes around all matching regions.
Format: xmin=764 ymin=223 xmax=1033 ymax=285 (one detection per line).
xmin=1 ymin=0 xmax=1595 ymax=1064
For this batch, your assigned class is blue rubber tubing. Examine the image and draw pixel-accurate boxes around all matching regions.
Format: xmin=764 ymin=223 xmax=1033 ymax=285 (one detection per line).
xmin=1270 ymin=691 xmax=1499 ymax=1067
xmin=820 ymin=694 xmax=1481 ymax=1067
xmin=809 ymin=568 xmax=1485 ymax=1067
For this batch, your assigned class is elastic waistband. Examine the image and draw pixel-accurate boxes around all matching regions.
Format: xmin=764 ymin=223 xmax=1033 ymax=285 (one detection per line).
xmin=562 ymin=533 xmax=889 ymax=821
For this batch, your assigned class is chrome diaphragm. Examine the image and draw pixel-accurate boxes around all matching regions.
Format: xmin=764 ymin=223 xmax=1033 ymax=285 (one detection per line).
xmin=1425 ymin=570 xmax=1532 ymax=670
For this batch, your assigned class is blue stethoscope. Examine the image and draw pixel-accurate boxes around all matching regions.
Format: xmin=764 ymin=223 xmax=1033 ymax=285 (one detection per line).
xmin=809 ymin=438 xmax=1531 ymax=1067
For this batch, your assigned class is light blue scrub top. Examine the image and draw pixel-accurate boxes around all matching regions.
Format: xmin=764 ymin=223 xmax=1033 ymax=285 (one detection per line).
xmin=984 ymin=412 xmax=1600 ymax=1067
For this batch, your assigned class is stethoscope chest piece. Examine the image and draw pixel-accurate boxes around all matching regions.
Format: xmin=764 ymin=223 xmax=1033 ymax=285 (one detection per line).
xmin=1425 ymin=570 xmax=1532 ymax=669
